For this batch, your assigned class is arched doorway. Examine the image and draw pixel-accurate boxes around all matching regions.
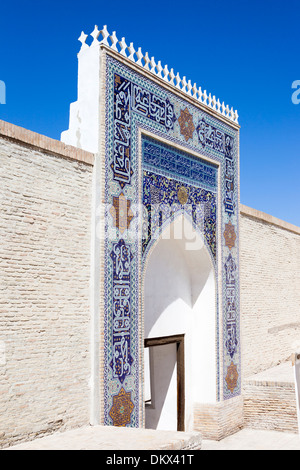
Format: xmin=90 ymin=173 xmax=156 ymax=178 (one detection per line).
xmin=143 ymin=215 xmax=217 ymax=432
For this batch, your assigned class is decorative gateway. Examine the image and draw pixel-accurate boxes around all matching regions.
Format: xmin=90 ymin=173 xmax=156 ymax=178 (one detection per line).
xmin=61 ymin=25 xmax=241 ymax=437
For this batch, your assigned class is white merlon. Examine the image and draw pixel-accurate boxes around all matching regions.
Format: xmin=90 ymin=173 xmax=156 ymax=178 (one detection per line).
xmin=61 ymin=24 xmax=239 ymax=153
xmin=85 ymin=24 xmax=239 ymax=124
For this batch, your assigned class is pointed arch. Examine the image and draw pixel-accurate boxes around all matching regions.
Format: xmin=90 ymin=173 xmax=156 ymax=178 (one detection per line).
xmin=142 ymin=215 xmax=218 ymax=431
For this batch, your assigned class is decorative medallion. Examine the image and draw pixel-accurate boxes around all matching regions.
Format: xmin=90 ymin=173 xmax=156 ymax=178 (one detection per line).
xmin=177 ymin=186 xmax=188 ymax=205
xmin=225 ymin=362 xmax=238 ymax=394
xmin=109 ymin=387 xmax=135 ymax=427
xmin=223 ymin=221 xmax=236 ymax=250
xmin=178 ymin=107 xmax=195 ymax=141
xmin=110 ymin=192 xmax=134 ymax=235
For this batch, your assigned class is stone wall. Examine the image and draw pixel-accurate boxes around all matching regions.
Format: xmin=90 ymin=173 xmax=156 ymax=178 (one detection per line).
xmin=240 ymin=205 xmax=300 ymax=378
xmin=0 ymin=121 xmax=94 ymax=448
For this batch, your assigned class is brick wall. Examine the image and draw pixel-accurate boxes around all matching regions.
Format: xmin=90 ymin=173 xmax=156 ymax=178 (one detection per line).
xmin=240 ymin=205 xmax=300 ymax=378
xmin=1 ymin=118 xmax=300 ymax=446
xmin=0 ymin=122 xmax=94 ymax=448
xmin=193 ymin=396 xmax=244 ymax=440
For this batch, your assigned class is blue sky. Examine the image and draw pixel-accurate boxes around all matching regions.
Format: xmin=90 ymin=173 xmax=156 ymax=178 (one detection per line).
xmin=0 ymin=0 xmax=299 ymax=226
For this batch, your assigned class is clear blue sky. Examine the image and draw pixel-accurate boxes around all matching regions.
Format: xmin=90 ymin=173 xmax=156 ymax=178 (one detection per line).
xmin=1 ymin=0 xmax=299 ymax=226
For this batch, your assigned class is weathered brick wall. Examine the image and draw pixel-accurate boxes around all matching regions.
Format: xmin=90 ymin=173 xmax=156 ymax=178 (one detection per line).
xmin=240 ymin=205 xmax=300 ymax=378
xmin=0 ymin=122 xmax=94 ymax=448
xmin=193 ymin=396 xmax=244 ymax=440
xmin=243 ymin=363 xmax=298 ymax=433
xmin=243 ymin=381 xmax=297 ymax=433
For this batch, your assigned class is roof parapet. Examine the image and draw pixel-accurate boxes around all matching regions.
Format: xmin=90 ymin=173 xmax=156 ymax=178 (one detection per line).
xmin=78 ymin=25 xmax=239 ymax=125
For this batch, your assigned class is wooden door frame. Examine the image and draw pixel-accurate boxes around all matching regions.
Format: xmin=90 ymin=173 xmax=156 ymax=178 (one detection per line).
xmin=144 ymin=334 xmax=185 ymax=431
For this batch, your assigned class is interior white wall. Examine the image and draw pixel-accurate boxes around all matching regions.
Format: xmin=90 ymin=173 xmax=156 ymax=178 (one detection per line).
xmin=145 ymin=344 xmax=177 ymax=431
xmin=144 ymin=216 xmax=217 ymax=431
xmin=144 ymin=236 xmax=192 ymax=340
